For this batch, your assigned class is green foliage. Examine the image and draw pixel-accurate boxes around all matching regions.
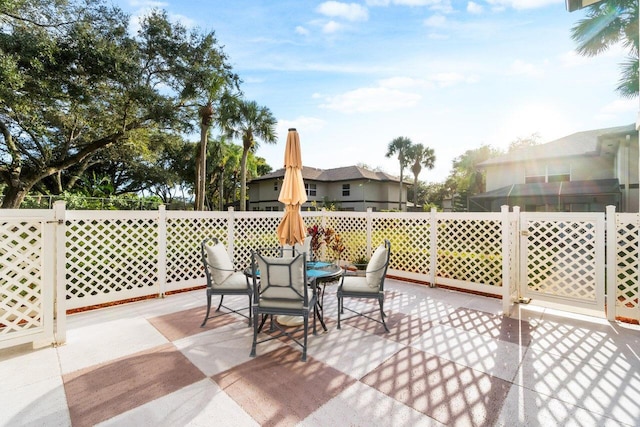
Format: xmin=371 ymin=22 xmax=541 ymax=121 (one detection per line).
xmin=0 ymin=0 xmax=239 ymax=208
xmin=571 ymin=0 xmax=638 ymax=98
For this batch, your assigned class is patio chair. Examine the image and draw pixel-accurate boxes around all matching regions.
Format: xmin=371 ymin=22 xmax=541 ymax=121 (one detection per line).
xmin=337 ymin=239 xmax=391 ymax=332
xmin=250 ymin=250 xmax=317 ymax=361
xmin=200 ymin=237 xmax=252 ymax=327
xmin=282 ymin=235 xmax=312 ymax=258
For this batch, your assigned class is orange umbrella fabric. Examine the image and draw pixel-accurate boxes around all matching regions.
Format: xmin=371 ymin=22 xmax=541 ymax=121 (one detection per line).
xmin=276 ymin=129 xmax=307 ymax=246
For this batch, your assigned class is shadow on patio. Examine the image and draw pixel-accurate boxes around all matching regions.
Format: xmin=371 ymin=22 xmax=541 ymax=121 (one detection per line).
xmin=2 ymin=278 xmax=639 ymax=426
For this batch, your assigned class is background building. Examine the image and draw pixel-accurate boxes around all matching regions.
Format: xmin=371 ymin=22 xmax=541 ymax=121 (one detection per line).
xmin=248 ymin=165 xmax=409 ymax=211
xmin=471 ymin=124 xmax=638 ymax=213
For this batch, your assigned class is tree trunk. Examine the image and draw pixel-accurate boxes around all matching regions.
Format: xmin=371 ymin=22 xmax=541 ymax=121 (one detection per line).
xmin=196 ymin=124 xmax=208 ymax=211
xmin=239 ymin=149 xmax=249 ymax=211
xmin=2 ymin=186 xmax=29 ymax=208
xmin=399 ymin=169 xmax=403 ymax=211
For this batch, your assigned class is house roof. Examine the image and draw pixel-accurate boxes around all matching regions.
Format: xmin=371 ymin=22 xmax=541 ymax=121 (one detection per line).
xmin=250 ymin=165 xmax=407 ymax=184
xmin=478 ymin=124 xmax=636 ymax=167
xmin=470 ymin=178 xmax=621 ymax=200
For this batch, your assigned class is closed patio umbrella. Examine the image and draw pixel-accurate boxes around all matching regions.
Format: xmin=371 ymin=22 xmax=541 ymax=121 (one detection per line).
xmin=276 ymin=128 xmax=307 ymax=246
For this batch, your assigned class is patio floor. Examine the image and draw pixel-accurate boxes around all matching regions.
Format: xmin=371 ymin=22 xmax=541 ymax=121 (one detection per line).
xmin=2 ymin=279 xmax=640 ymax=427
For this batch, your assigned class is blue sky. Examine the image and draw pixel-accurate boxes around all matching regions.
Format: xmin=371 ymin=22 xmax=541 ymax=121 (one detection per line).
xmin=115 ymin=0 xmax=636 ymax=182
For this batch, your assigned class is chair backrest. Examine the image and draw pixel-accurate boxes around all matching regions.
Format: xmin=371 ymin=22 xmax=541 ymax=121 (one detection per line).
xmin=201 ymin=237 xmax=235 ymax=287
xmin=281 ymin=235 xmax=311 ymax=258
xmin=365 ymin=240 xmax=391 ymax=290
xmin=252 ymin=251 xmax=308 ymax=307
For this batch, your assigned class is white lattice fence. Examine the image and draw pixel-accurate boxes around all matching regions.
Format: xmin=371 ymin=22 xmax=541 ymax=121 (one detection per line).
xmin=436 ymin=214 xmax=503 ymax=288
xmin=614 ymin=213 xmax=639 ymax=320
xmin=320 ymin=212 xmax=367 ymax=263
xmin=371 ymin=213 xmax=431 ymax=277
xmin=65 ymin=211 xmax=159 ymax=310
xmin=232 ymin=212 xmax=282 ymax=268
xmin=164 ymin=212 xmax=230 ymax=292
xmin=520 ymin=213 xmax=605 ymax=316
xmin=0 ymin=210 xmax=56 ymax=349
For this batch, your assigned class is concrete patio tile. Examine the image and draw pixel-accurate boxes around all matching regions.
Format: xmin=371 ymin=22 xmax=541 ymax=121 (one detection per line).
xmin=300 ymin=381 xmax=445 ymax=427
xmin=515 ymin=347 xmax=640 ymax=426
xmin=212 ymin=346 xmax=357 ymax=427
xmin=306 ymin=322 xmax=405 ymax=379
xmin=97 ymin=378 xmax=259 ymax=427
xmin=174 ymin=322 xmax=265 ymax=377
xmin=57 ymin=315 xmax=169 ymax=374
xmin=403 ymin=294 xmax=459 ymax=323
xmin=530 ymin=314 xmax=640 ymax=370
xmin=440 ymin=307 xmax=535 ymax=346
xmin=496 ymin=382 xmax=632 ymax=427
xmin=409 ymin=323 xmax=525 ymax=382
xmin=361 ymin=347 xmax=512 ymax=427
xmin=462 ymin=294 xmax=504 ymax=315
xmin=0 ymin=345 xmax=61 ymax=390
xmin=63 ymin=343 xmax=206 ymax=427
xmin=2 ymin=376 xmax=71 ymax=427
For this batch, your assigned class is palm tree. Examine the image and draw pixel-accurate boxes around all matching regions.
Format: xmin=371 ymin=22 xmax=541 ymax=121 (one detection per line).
xmin=385 ymin=136 xmax=413 ymax=210
xmin=221 ymin=99 xmax=277 ymax=210
xmin=407 ymin=143 xmax=436 ymax=208
xmin=571 ymin=0 xmax=638 ymax=97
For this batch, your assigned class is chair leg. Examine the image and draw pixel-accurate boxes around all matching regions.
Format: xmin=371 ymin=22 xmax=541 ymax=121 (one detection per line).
xmin=200 ymin=291 xmax=212 ymax=327
xmin=378 ymin=297 xmax=389 ymax=333
xmin=216 ymin=295 xmax=224 ymax=312
xmin=247 ymin=294 xmax=252 ymax=326
xmin=301 ymin=315 xmax=308 ymax=362
xmin=337 ymin=295 xmax=342 ymax=329
xmin=250 ymin=309 xmax=258 ymax=357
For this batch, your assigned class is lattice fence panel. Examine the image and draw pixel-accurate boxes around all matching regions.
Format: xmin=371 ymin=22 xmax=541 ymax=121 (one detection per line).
xmin=436 ymin=218 xmax=503 ymax=285
xmin=66 ymin=218 xmax=158 ymax=308
xmin=524 ymin=219 xmax=598 ymax=300
xmin=233 ymin=215 xmax=282 ymax=269
xmin=0 ymin=221 xmax=44 ymax=336
xmin=321 ymin=215 xmax=367 ymax=263
xmin=371 ymin=216 xmax=431 ymax=274
xmin=508 ymin=215 xmax=519 ymax=297
xmin=615 ymin=214 xmax=639 ymax=315
xmin=166 ymin=216 xmax=228 ymax=283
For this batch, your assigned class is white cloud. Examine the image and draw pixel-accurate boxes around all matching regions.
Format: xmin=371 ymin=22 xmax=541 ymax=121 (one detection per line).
xmin=431 ymin=72 xmax=477 ymax=86
xmin=323 ymin=21 xmax=343 ymax=33
xmin=295 ymin=26 xmax=310 ymax=36
xmin=507 ymin=59 xmax=544 ymax=77
xmin=486 ymin=0 xmax=562 ymax=10
xmin=379 ymin=76 xmax=432 ymax=89
xmin=316 ymin=1 xmax=369 ymax=21
xmin=318 ymin=86 xmax=421 ymax=113
xmin=424 ymin=14 xmax=447 ymax=28
xmin=467 ymin=1 xmax=483 ymax=14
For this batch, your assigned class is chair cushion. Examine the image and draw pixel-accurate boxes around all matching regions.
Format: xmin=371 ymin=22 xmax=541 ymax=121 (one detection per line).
xmin=366 ymin=244 xmax=388 ymax=288
xmin=257 ymin=255 xmax=307 ymax=309
xmin=215 ymin=271 xmax=248 ymax=290
xmin=341 ymin=275 xmax=377 ymax=293
xmin=204 ymin=241 xmax=234 ymax=285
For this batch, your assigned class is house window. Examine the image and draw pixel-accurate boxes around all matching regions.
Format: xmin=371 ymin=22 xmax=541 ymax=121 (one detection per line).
xmin=525 ymin=164 xmax=546 ymax=184
xmin=274 ymin=181 xmax=279 ymax=192
xmin=342 ymin=184 xmax=350 ymax=196
xmin=525 ymin=164 xmax=570 ymax=184
xmin=305 ymin=183 xmax=317 ymax=196
xmin=265 ymin=206 xmax=279 ymax=212
xmin=547 ymin=164 xmax=570 ymax=183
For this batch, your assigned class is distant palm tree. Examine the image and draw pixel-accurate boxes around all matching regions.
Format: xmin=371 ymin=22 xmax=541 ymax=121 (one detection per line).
xmin=571 ymin=0 xmax=638 ymax=97
xmin=407 ymin=143 xmax=436 ymax=208
xmin=385 ymin=136 xmax=413 ymax=210
xmin=221 ymin=99 xmax=277 ymax=210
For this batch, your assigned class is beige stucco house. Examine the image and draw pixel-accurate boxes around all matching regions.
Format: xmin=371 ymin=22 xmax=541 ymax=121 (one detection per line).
xmin=471 ymin=124 xmax=639 ymax=213
xmin=248 ymin=165 xmax=409 ymax=212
